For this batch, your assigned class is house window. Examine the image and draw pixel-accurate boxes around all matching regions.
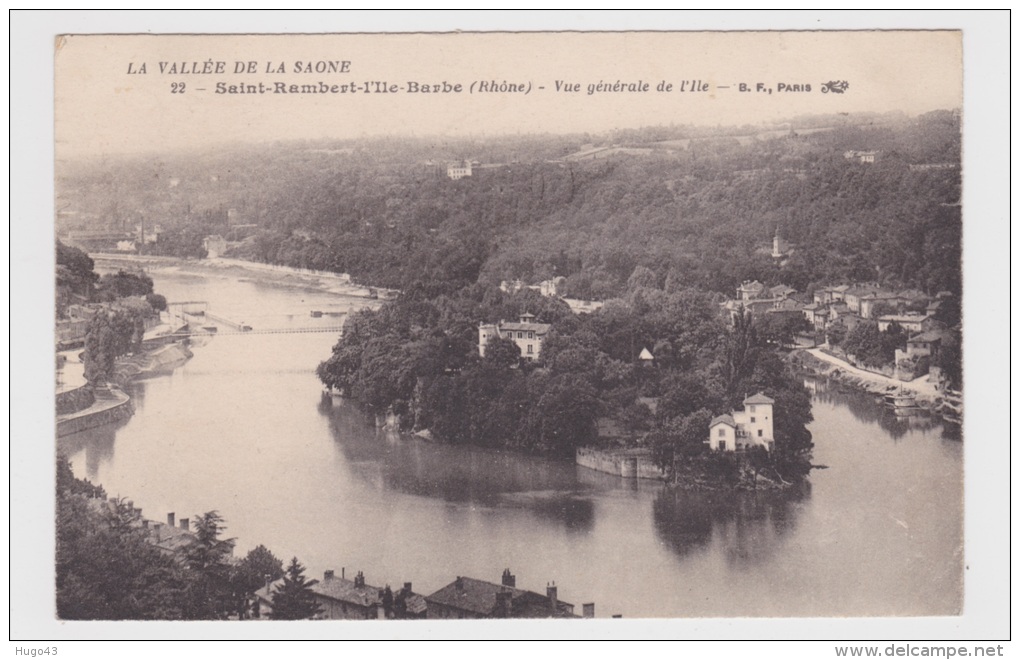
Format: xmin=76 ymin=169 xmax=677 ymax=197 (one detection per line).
xmin=718 ymin=428 xmax=725 ymax=437
xmin=518 ymin=332 xmax=523 ymax=339
xmin=757 ymin=430 xmax=763 ymax=437
xmin=719 ymin=440 xmax=726 ymax=451
xmin=528 ymin=331 xmax=534 ymax=339
xmin=750 ymin=417 xmax=756 ymax=423
xmin=527 ymin=345 xmax=533 ymax=354
xmin=750 ymin=405 xmax=756 ymax=413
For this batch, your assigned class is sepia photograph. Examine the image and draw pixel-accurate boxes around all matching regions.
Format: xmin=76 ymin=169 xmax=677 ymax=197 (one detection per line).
xmin=10 ymin=10 xmax=1011 ymax=648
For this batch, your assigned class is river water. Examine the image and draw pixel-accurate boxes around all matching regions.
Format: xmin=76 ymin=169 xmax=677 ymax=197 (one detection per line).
xmin=60 ymin=265 xmax=963 ymax=619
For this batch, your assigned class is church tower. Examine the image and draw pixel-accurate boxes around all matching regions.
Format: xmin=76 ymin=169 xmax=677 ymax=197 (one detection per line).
xmin=772 ymin=226 xmax=788 ymax=259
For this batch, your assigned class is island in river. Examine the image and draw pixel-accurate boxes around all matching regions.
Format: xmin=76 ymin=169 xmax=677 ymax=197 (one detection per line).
xmin=58 ymin=257 xmax=962 ymax=618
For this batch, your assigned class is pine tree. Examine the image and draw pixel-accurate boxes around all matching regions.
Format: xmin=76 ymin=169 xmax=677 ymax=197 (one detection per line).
xmin=270 ymin=557 xmax=322 ymax=620
xmin=183 ymin=511 xmax=236 ymax=619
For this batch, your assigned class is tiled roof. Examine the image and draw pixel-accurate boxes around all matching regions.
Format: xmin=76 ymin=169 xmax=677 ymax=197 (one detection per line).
xmin=710 ymin=414 xmax=736 ymax=427
xmin=499 ymin=322 xmax=551 ymax=334
xmin=743 ymin=393 xmax=775 ymax=405
xmin=878 ymin=314 xmax=929 ymax=323
xmin=908 ymin=331 xmax=944 ymax=343
xmin=426 ymin=577 xmax=575 ymax=618
xmin=315 ymin=575 xmax=383 ymax=608
xmin=255 ymin=574 xmax=382 ymax=609
xmin=427 ymin=577 xmax=526 ymax=615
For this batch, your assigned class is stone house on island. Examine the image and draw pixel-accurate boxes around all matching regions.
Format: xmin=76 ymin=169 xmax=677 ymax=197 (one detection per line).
xmin=708 ymin=393 xmax=775 ymax=452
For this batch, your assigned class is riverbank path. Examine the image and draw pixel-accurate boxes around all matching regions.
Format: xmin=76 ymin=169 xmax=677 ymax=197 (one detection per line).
xmin=805 ymin=348 xmax=939 ymax=398
xmin=57 ymin=385 xmax=130 ymax=424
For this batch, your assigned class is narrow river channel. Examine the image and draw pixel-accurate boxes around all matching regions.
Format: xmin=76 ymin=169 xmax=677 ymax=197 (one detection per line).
xmin=59 ymin=263 xmax=963 ymax=619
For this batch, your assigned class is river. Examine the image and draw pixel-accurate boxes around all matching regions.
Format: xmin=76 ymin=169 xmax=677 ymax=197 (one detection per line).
xmin=59 ymin=263 xmax=963 ymax=619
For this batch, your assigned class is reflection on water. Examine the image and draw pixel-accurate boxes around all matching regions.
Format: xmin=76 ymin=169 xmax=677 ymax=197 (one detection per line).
xmin=652 ymin=484 xmax=808 ymax=567
xmin=59 ymin=268 xmax=963 ymax=618
xmin=805 ymin=376 xmax=957 ymax=441
xmin=320 ymin=397 xmax=596 ymax=534
xmin=57 ymin=417 xmax=124 ymax=480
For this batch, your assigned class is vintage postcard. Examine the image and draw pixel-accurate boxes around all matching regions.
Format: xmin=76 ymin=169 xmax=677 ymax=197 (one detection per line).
xmin=17 ymin=19 xmax=1008 ymax=643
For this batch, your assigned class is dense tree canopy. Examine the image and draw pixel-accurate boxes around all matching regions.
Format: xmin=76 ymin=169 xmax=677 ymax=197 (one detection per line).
xmin=57 ymin=112 xmax=961 ymax=303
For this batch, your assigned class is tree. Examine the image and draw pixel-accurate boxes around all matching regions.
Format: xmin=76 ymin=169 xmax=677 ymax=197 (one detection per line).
xmin=146 ymin=292 xmax=168 ymax=311
xmin=483 ymin=335 xmax=521 ymax=369
xmin=528 ymin=373 xmax=600 ymax=454
xmin=56 ymin=240 xmax=99 ymax=315
xmin=650 ymin=408 xmax=713 ymax=475
xmin=183 ymin=511 xmax=236 ymax=619
xmin=721 ymin=311 xmax=761 ymax=394
xmin=270 ymin=558 xmax=323 ymax=620
xmin=96 ymin=270 xmax=154 ymax=301
xmin=83 ymin=308 xmax=146 ymax=383
xmin=933 ymin=328 xmax=962 ymax=391
xmin=83 ymin=313 xmax=119 ymax=384
xmin=56 ymin=472 xmax=191 ymax=620
xmin=231 ymin=544 xmax=284 ymax=619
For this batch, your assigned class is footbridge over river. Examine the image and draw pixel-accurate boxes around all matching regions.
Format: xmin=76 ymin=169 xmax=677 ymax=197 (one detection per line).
xmin=165 ymin=300 xmax=344 ymax=338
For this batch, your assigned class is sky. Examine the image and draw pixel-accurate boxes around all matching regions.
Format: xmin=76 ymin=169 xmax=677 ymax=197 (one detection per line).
xmin=54 ymin=31 xmax=962 ymax=160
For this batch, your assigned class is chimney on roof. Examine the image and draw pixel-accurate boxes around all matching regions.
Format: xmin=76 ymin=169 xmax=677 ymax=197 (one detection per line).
xmin=180 ymin=517 xmax=189 ymax=531
xmin=404 ymin=582 xmax=412 ymax=593
xmin=583 ymin=603 xmax=595 ymax=618
xmin=342 ymin=567 xmax=345 ymax=580
xmin=167 ymin=512 xmax=175 ymax=527
xmin=496 ymin=588 xmax=513 ymax=618
xmin=324 ymin=570 xmax=334 ymax=581
xmin=354 ymin=571 xmax=365 ymax=588
xmin=142 ymin=519 xmax=149 ymax=528
xmin=455 ymin=576 xmax=464 ymax=591
xmin=501 ymin=568 xmax=516 ymax=588
xmin=547 ymin=582 xmax=558 ymax=611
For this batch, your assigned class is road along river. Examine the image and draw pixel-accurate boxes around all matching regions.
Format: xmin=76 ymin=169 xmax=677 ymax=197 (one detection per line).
xmin=60 ymin=260 xmax=963 ymax=618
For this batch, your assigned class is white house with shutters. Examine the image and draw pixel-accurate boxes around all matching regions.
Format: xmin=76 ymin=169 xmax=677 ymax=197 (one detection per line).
xmin=707 ymin=393 xmax=776 ymax=452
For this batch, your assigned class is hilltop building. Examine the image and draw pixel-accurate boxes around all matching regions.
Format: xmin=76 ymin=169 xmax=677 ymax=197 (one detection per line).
xmin=772 ymin=226 xmax=789 ymax=259
xmin=708 ymin=393 xmax=775 ymax=452
xmin=447 ymin=160 xmax=473 ymax=180
xmin=844 ymin=150 xmax=878 ymax=164
xmin=479 ymin=313 xmax=551 ymax=361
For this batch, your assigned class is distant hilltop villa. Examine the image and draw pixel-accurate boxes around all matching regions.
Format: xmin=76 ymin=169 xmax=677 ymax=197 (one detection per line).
xmin=479 ymin=313 xmax=551 ymax=361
